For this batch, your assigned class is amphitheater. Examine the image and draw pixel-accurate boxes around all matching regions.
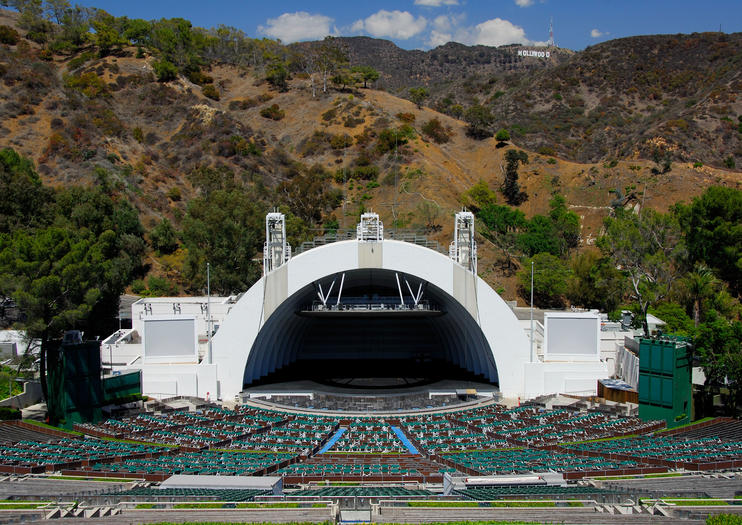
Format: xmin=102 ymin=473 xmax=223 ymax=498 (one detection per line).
xmin=1 ymin=212 xmax=741 ymax=524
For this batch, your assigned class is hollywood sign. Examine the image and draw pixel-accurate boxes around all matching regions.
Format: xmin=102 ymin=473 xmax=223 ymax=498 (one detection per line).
xmin=517 ymin=49 xmax=551 ymax=58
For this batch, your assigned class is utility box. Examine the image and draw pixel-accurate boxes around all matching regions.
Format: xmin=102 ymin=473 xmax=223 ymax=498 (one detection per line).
xmin=638 ymin=337 xmax=692 ymax=428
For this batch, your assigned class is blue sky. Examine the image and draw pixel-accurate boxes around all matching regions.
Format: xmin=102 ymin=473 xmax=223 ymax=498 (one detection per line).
xmin=71 ymin=0 xmax=742 ymax=50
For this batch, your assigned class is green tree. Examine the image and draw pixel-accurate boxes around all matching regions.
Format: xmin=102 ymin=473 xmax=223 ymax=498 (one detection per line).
xmin=181 ymin=189 xmax=264 ymax=294
xmin=463 ymin=180 xmax=498 ymax=212
xmin=351 ymin=65 xmax=379 ymax=88
xmin=0 ymin=148 xmax=55 ymax=233
xmin=265 ymin=59 xmax=289 ymax=91
xmin=695 ymin=310 xmax=742 ymax=416
xmin=548 ymin=194 xmax=580 ymax=255
xmin=517 ymin=215 xmax=559 ymax=257
xmin=518 ymin=252 xmax=570 ymax=308
xmin=409 ymin=87 xmax=429 ymax=109
xmin=150 ymin=218 xmax=179 ymax=255
xmin=675 ymin=186 xmax=742 ymax=296
xmin=463 ymin=104 xmax=494 ymax=139
xmin=152 ymin=59 xmax=178 ymax=82
xmin=598 ymin=209 xmax=685 ymax=336
xmin=478 ymin=203 xmax=527 ymax=271
xmin=495 ymin=128 xmax=510 ymax=147
xmin=567 ymin=251 xmax=626 ymax=314
xmin=501 ymin=149 xmax=528 ymax=206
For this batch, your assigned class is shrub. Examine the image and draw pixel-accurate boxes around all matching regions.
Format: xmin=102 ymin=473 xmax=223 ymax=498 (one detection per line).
xmin=187 ymin=69 xmax=213 ymax=86
xmin=260 ymin=104 xmax=285 ymax=121
xmin=396 ymin=112 xmax=415 ymax=123
xmin=152 ymin=59 xmax=178 ymax=82
xmin=150 ymin=218 xmax=179 ymax=255
xmin=724 ymin=156 xmax=736 ymax=169
xmin=0 ymin=406 xmax=21 ymax=421
xmin=330 ymin=133 xmax=353 ymax=150
xmin=0 ymin=25 xmax=20 ymax=45
xmin=537 ymin=145 xmax=556 ymax=156
xmin=353 ymin=165 xmax=379 ymax=180
xmin=64 ymin=72 xmax=108 ymax=98
xmin=202 ymin=84 xmax=220 ymax=101
xmin=147 ymin=275 xmax=178 ymax=296
xmin=495 ymin=128 xmax=511 ymax=143
xmin=421 ymin=118 xmax=452 ymax=144
xmin=167 ymin=186 xmax=181 ymax=201
xmin=321 ymin=108 xmax=337 ymax=122
xmin=132 ymin=127 xmax=144 ymax=143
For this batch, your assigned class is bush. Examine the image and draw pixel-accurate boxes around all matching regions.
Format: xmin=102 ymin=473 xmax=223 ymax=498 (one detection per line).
xmin=0 ymin=25 xmax=20 ymax=45
xmin=260 ymin=104 xmax=285 ymax=121
xmin=330 ymin=133 xmax=353 ymax=150
xmin=321 ymin=108 xmax=337 ymax=122
xmin=396 ymin=112 xmax=415 ymax=123
xmin=147 ymin=275 xmax=178 ymax=296
xmin=202 ymin=84 xmax=220 ymax=101
xmin=152 ymin=60 xmax=178 ymax=82
xmin=495 ymin=128 xmax=511 ymax=143
xmin=421 ymin=118 xmax=452 ymax=144
xmin=64 ymin=72 xmax=108 ymax=98
xmin=150 ymin=218 xmax=179 ymax=255
xmin=0 ymin=406 xmax=21 ymax=421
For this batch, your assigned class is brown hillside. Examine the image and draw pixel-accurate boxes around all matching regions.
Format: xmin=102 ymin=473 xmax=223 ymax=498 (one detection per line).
xmin=0 ymin=11 xmax=740 ymax=301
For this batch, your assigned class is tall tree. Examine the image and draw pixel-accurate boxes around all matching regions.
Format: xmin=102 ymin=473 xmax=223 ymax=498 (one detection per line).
xmin=675 ymin=186 xmax=742 ymax=297
xmin=501 ymin=149 xmax=528 ymax=206
xmin=463 ymin=104 xmax=494 ymax=139
xmin=599 ymin=209 xmax=685 ymax=336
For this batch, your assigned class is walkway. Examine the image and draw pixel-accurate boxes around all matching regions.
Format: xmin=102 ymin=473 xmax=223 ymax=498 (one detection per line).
xmin=391 ymin=426 xmax=419 ymax=454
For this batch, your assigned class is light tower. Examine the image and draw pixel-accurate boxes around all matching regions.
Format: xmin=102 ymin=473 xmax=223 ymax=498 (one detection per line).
xmin=263 ymin=211 xmax=291 ymax=275
xmin=449 ymin=211 xmax=477 ymax=274
xmin=357 ymin=212 xmax=384 ymax=242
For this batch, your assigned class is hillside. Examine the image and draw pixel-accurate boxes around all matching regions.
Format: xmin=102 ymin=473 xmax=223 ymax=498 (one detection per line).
xmin=0 ymin=8 xmax=741 ymax=302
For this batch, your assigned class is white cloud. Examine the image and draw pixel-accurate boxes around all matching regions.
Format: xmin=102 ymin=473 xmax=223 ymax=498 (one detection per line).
xmin=427 ymin=30 xmax=453 ymax=48
xmin=433 ymin=15 xmax=452 ymax=32
xmin=258 ymin=12 xmax=334 ymax=43
xmin=415 ymin=0 xmax=459 ymax=5
xmin=515 ymin=0 xmax=534 ymax=6
xmin=352 ymin=10 xmax=427 ymax=40
xmin=590 ymin=28 xmax=608 ymax=38
xmin=473 ymin=18 xmax=531 ymax=47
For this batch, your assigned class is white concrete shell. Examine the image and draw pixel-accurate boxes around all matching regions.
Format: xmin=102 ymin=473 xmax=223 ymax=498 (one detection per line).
xmin=211 ymin=239 xmax=531 ymax=400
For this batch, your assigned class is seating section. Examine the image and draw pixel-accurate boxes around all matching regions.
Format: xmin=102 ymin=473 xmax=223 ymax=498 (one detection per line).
xmin=397 ymin=414 xmax=507 ymax=452
xmin=329 ymin=420 xmax=406 ymax=453
xmin=0 ymin=438 xmax=166 ymax=469
xmin=455 ymin=485 xmax=616 ymax=500
xmin=572 ymin=435 xmax=742 ymax=466
xmin=289 ymin=486 xmax=433 ymax=498
xmin=278 ymin=453 xmax=453 ymax=481
xmin=100 ymin=487 xmax=268 ymax=501
xmin=440 ymin=449 xmax=638 ymax=475
xmin=87 ymin=451 xmax=289 ymax=476
xmin=230 ymin=415 xmax=337 ymax=453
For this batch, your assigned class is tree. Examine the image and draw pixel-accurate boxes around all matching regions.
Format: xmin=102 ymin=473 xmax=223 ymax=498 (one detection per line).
xmin=517 ymin=215 xmax=560 ymax=257
xmin=501 ymin=149 xmax=528 ymax=206
xmin=518 ymin=252 xmax=570 ymax=308
xmin=150 ymin=218 xmax=178 ymax=255
xmin=409 ymin=87 xmax=429 ymax=109
xmin=315 ymin=36 xmax=347 ymax=94
xmin=695 ymin=310 xmax=742 ymax=416
xmin=478 ymin=203 xmax=527 ymax=271
xmin=680 ymin=265 xmax=719 ymax=328
xmin=463 ymin=104 xmax=494 ymax=139
xmin=495 ymin=128 xmax=510 ymax=147
xmin=265 ymin=59 xmax=289 ymax=91
xmin=181 ymin=189 xmax=264 ymax=294
xmin=152 ymin=59 xmax=178 ymax=82
xmin=463 ymin=180 xmax=498 ymax=212
xmin=548 ymin=194 xmax=580 ymax=255
xmin=351 ymin=65 xmax=379 ymax=88
xmin=0 ymin=148 xmax=55 ymax=233
xmin=675 ymin=186 xmax=742 ymax=296
xmin=567 ymin=251 xmax=626 ymax=314
xmin=598 ymin=209 xmax=685 ymax=336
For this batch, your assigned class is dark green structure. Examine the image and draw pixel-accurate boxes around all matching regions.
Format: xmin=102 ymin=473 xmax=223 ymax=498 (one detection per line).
xmin=45 ymin=341 xmax=141 ymax=429
xmin=638 ymin=337 xmax=692 ymax=428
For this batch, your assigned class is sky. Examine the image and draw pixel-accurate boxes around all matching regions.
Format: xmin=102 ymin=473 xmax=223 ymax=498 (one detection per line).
xmin=70 ymin=0 xmax=742 ymax=51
